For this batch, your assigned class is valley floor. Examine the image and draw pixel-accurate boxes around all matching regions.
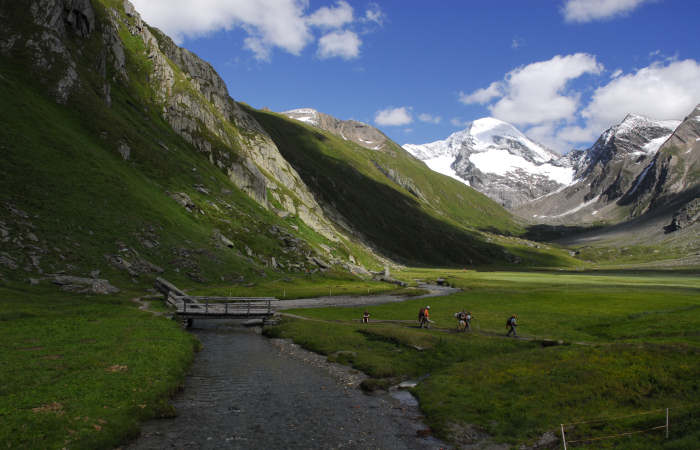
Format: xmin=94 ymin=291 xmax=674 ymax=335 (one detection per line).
xmin=2 ymin=269 xmax=699 ymax=449
xmin=267 ymin=268 xmax=700 ymax=449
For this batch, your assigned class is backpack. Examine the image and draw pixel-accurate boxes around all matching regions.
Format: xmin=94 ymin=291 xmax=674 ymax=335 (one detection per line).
xmin=506 ymin=317 xmax=512 ymax=328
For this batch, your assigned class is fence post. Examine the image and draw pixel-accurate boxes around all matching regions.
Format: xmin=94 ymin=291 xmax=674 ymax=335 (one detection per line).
xmin=560 ymin=424 xmax=567 ymax=450
xmin=666 ymin=408 xmax=669 ymax=439
xmin=205 ymin=301 xmax=208 ymax=314
xmin=225 ymin=303 xmax=228 ymax=315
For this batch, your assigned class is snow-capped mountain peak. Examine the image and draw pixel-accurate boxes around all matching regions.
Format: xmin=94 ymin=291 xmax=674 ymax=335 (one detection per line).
xmin=403 ymin=117 xmax=572 ymax=208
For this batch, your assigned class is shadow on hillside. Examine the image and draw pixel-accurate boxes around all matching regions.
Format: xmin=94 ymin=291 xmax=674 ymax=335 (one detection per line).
xmin=523 ymin=224 xmax=607 ymax=243
xmin=251 ymin=110 xmax=569 ymax=268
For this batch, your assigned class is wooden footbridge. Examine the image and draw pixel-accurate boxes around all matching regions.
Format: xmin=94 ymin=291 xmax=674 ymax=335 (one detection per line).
xmin=154 ymin=278 xmax=277 ymax=327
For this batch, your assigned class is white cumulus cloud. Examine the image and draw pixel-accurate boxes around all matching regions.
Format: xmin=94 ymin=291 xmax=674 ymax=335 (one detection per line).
xmin=464 ymin=53 xmax=603 ymax=127
xmin=459 ymin=81 xmax=503 ymax=105
xmin=375 ymin=107 xmax=413 ymax=126
xmin=131 ymin=0 xmax=311 ymax=59
xmin=459 ymin=54 xmax=700 ymax=152
xmin=307 ymin=1 xmax=354 ymax=29
xmin=418 ymin=113 xmax=442 ymax=124
xmin=562 ymin=0 xmax=650 ymax=23
xmin=561 ymin=59 xmax=700 ymax=142
xmin=317 ymin=30 xmax=361 ymax=59
xmin=129 ymin=0 xmax=382 ymax=61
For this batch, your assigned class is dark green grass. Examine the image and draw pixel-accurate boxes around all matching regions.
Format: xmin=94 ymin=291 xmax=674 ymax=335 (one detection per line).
xmin=267 ymin=270 xmax=700 ymax=447
xmin=0 ymin=282 xmax=198 ymax=449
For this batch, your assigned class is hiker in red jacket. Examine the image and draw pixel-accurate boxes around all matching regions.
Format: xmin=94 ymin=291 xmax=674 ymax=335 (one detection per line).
xmin=419 ymin=306 xmax=431 ymax=328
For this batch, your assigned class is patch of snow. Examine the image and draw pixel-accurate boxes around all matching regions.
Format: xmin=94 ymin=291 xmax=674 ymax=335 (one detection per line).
xmin=642 ymin=134 xmax=672 ymax=154
xmin=469 ymin=149 xmax=574 ymax=185
xmin=296 ymin=116 xmax=316 ymax=124
xmin=627 ymin=161 xmax=654 ymax=196
xmin=283 ymin=108 xmax=320 ymax=127
xmin=421 ymin=155 xmax=470 ymax=186
xmin=532 ymin=183 xmax=570 ymax=201
xmin=340 ymin=132 xmax=347 ymax=141
xmin=695 ymin=116 xmax=700 ymax=122
xmin=359 ymin=138 xmax=375 ymax=144
xmin=592 ymin=210 xmax=598 ymax=215
xmin=548 ymin=195 xmax=600 ymax=218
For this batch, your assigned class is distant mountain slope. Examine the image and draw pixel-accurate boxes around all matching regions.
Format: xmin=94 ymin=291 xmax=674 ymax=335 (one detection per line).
xmin=249 ymin=109 xmax=579 ymax=266
xmin=283 ymin=108 xmax=388 ymax=151
xmin=515 ymin=114 xmax=682 ymax=224
xmin=404 ymin=118 xmax=575 ymax=208
xmin=619 ymin=105 xmax=700 ymax=220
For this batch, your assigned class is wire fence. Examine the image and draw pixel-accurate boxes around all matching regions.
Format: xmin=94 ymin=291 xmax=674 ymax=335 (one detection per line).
xmin=560 ymin=404 xmax=699 ymax=448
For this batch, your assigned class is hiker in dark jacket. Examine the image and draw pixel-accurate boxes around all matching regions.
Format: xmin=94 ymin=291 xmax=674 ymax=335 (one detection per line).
xmin=362 ymin=310 xmax=370 ymax=323
xmin=506 ymin=314 xmax=517 ymax=337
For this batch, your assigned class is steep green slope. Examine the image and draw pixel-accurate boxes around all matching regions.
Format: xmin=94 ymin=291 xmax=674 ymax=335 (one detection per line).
xmin=249 ymin=109 xmax=574 ymax=267
xmin=0 ymin=0 xmax=361 ymax=286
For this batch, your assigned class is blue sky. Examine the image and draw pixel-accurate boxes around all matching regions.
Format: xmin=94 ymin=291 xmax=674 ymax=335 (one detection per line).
xmin=131 ymin=0 xmax=700 ymax=152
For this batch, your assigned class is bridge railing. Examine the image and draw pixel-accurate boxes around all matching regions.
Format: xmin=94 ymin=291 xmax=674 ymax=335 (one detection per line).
xmin=171 ymin=295 xmax=275 ymax=316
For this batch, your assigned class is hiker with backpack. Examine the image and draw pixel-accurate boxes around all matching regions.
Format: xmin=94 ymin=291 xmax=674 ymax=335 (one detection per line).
xmin=418 ymin=305 xmax=431 ymax=328
xmin=455 ymin=309 xmax=472 ymax=331
xmin=506 ymin=314 xmax=517 ymax=337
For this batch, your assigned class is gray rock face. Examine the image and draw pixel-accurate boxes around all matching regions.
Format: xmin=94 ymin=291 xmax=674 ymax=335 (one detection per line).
xmin=283 ymin=108 xmax=389 ymax=151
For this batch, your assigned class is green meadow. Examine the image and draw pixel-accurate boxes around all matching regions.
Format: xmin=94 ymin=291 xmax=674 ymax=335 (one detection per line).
xmin=0 ymin=282 xmax=198 ymax=449
xmin=189 ymin=271 xmax=426 ymax=299
xmin=266 ymin=269 xmax=700 ymax=448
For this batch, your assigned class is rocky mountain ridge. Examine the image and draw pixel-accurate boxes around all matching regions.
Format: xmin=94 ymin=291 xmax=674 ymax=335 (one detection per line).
xmin=515 ymin=113 xmax=685 ymax=224
xmin=283 ymin=108 xmax=389 ymax=151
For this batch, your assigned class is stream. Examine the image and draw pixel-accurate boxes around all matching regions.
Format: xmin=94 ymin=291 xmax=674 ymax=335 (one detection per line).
xmin=128 ymin=321 xmax=448 ymax=449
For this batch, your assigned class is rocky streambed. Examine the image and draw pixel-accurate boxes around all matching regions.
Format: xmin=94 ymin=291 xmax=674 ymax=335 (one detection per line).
xmin=128 ymin=321 xmax=447 ymax=449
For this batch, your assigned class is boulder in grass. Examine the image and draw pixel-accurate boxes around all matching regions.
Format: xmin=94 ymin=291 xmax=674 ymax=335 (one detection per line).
xmin=49 ymin=275 xmax=120 ymax=294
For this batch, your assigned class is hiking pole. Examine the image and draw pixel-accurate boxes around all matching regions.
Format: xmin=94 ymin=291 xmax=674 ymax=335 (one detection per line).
xmin=561 ymin=423 xmax=567 ymax=450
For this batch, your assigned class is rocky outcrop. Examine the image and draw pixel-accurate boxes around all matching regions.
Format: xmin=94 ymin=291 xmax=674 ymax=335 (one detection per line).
xmin=372 ymin=161 xmax=426 ymax=202
xmin=49 ymin=274 xmax=120 ymax=294
xmin=664 ymin=198 xmax=700 ymax=233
